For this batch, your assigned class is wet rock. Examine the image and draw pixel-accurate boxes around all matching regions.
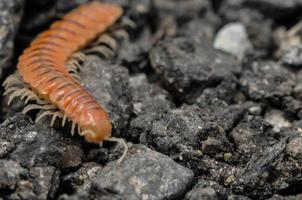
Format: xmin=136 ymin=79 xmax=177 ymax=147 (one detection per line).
xmin=0 ymin=113 xmax=83 ymax=169
xmin=93 ymin=145 xmax=194 ymax=200
xmin=150 ymin=36 xmax=240 ymax=102
xmin=81 ymin=56 xmax=131 ymax=134
xmin=0 ymin=0 xmax=24 ymax=78
xmin=214 ymin=23 xmax=252 ymax=58
xmin=282 ymin=45 xmax=302 ymax=67
xmin=230 ymin=115 xmax=277 ymax=156
xmin=184 ymin=180 xmax=227 ymax=200
xmin=264 ymin=109 xmax=292 ymax=132
xmin=286 ymin=137 xmax=302 ymax=159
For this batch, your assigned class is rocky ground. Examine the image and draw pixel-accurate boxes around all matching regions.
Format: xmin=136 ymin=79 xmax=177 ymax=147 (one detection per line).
xmin=1 ymin=0 xmax=302 ymax=199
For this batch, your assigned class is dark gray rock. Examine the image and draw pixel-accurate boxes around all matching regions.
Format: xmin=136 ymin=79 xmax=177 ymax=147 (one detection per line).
xmin=142 ymin=102 xmax=248 ymax=171
xmin=130 ymin=74 xmax=174 ymax=116
xmin=282 ymin=45 xmax=302 ymax=67
xmin=153 ymin=0 xmax=210 ymax=19
xmin=268 ymin=194 xmax=302 ymax=200
xmin=228 ymin=195 xmax=251 ymax=200
xmin=128 ymin=74 xmax=175 ymax=141
xmin=150 ymin=36 xmax=240 ymax=102
xmin=0 ymin=159 xmax=59 ymax=200
xmin=219 ymin=1 xmax=275 ymax=57
xmin=81 ymin=56 xmax=131 ymax=134
xmin=0 ymin=160 xmax=26 ymax=190
xmin=0 ymin=114 xmax=83 ymax=169
xmin=230 ymin=115 xmax=277 ymax=156
xmin=243 ymin=0 xmax=301 ymax=20
xmin=58 ymin=186 xmax=123 ymax=200
xmin=184 ymin=180 xmax=227 ymax=200
xmin=93 ymin=145 xmax=194 ymax=200
xmin=239 ymin=61 xmax=301 ymax=117
xmin=232 ymin=138 xmax=288 ymax=199
xmin=0 ymin=0 xmax=24 ymax=78
xmin=286 ymin=137 xmax=302 ymax=159
xmin=63 ymin=162 xmax=102 ymax=192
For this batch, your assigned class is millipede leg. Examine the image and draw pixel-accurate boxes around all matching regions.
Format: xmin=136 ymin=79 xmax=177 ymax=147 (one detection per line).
xmin=95 ymin=34 xmax=118 ymax=52
xmin=72 ymin=52 xmax=87 ymax=63
xmin=71 ymin=121 xmax=76 ymax=136
xmin=120 ymin=17 xmax=136 ymax=29
xmin=106 ymin=137 xmax=128 ymax=164
xmin=2 ymin=73 xmax=23 ymax=88
xmin=85 ymin=46 xmax=114 ymax=58
xmin=112 ymin=29 xmax=129 ymax=41
xmin=23 ymin=104 xmax=56 ymax=114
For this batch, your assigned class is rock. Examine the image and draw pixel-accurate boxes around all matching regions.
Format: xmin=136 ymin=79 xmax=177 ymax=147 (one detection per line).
xmin=143 ymin=102 xmax=248 ymax=170
xmin=150 ymin=36 xmax=240 ymax=102
xmin=0 ymin=160 xmax=59 ymax=200
xmin=264 ymin=109 xmax=292 ymax=132
xmin=0 ymin=160 xmax=26 ymax=190
xmin=230 ymin=115 xmax=277 ymax=155
xmin=219 ymin=1 xmax=275 ymax=57
xmin=239 ymin=61 xmax=301 ymax=117
xmin=282 ymin=45 xmax=302 ymax=67
xmin=129 ymin=74 xmax=175 ymax=140
xmin=63 ymin=162 xmax=102 ymax=192
xmin=228 ymin=195 xmax=251 ymax=200
xmin=93 ymin=145 xmax=194 ymax=200
xmin=0 ymin=0 xmax=24 ymax=78
xmin=184 ymin=180 xmax=226 ymax=200
xmin=243 ymin=0 xmax=301 ymax=20
xmin=80 ymin=56 xmax=131 ymax=134
xmin=130 ymin=73 xmax=174 ymax=116
xmin=268 ymin=194 xmax=302 ymax=200
xmin=153 ymin=0 xmax=210 ymax=19
xmin=0 ymin=113 xmax=83 ymax=169
xmin=286 ymin=137 xmax=302 ymax=159
xmin=233 ymin=138 xmax=288 ymax=199
xmin=214 ymin=23 xmax=252 ymax=58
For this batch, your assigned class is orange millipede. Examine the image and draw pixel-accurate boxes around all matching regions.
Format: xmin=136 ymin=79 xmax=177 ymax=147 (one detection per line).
xmin=3 ymin=1 xmax=129 ymax=162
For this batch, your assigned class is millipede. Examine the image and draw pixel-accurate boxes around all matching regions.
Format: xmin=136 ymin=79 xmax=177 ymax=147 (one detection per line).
xmin=3 ymin=1 xmax=132 ymax=163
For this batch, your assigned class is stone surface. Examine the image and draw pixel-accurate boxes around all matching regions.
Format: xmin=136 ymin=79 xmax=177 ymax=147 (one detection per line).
xmin=214 ymin=22 xmax=252 ymax=58
xmin=150 ymin=36 xmax=241 ymax=102
xmin=286 ymin=137 xmax=302 ymax=159
xmin=282 ymin=45 xmax=302 ymax=67
xmin=0 ymin=0 xmax=24 ymax=79
xmin=93 ymin=145 xmax=194 ymax=200
xmin=0 ymin=114 xmax=83 ymax=169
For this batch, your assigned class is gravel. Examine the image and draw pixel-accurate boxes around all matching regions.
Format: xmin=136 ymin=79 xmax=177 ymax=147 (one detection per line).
xmin=1 ymin=0 xmax=302 ymax=199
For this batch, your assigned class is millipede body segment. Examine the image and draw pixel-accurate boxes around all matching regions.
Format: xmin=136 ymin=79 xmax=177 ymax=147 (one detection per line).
xmin=16 ymin=2 xmax=123 ymax=143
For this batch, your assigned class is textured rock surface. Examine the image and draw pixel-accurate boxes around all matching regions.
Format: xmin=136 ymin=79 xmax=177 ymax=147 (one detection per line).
xmin=0 ymin=0 xmax=24 ymax=79
xmin=2 ymin=0 xmax=302 ymax=199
